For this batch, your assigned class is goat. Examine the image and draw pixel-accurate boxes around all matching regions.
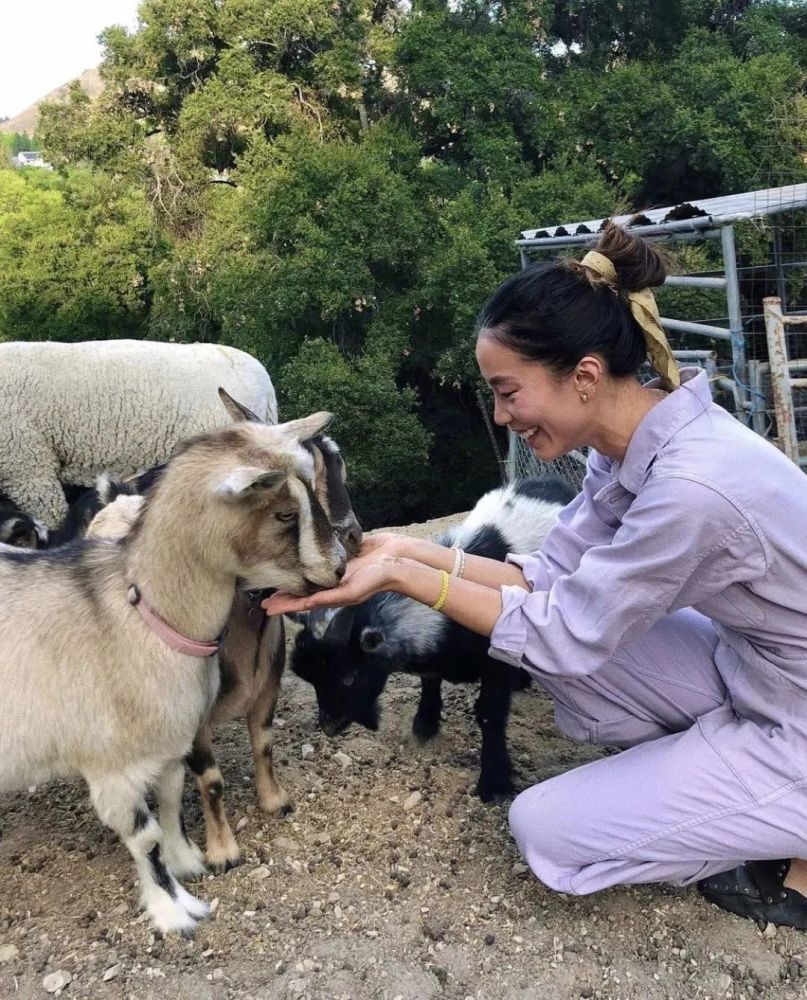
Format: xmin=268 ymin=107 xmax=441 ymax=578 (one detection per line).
xmin=0 ymin=397 xmax=346 ymax=934
xmin=0 ymin=492 xmax=48 ymax=549
xmin=78 ymin=397 xmax=362 ymax=871
xmin=291 ymin=477 xmax=574 ymax=801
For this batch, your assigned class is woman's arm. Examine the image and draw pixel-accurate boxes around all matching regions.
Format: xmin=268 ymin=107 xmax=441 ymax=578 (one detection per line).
xmin=363 ymin=533 xmax=530 ymax=591
xmin=261 ymin=551 xmax=506 ymax=636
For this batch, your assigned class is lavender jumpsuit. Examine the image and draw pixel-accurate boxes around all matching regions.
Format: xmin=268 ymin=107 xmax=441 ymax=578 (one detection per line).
xmin=489 ymin=367 xmax=807 ymax=894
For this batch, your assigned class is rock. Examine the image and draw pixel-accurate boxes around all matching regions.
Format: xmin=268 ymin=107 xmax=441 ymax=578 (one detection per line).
xmin=0 ymin=945 xmax=19 ymax=964
xmin=43 ymin=970 xmax=72 ymax=993
xmin=287 ymin=977 xmax=307 ymax=995
xmin=235 ymin=817 xmax=248 ymax=833
xmin=403 ymin=791 xmax=423 ymax=812
xmin=422 ymin=917 xmax=446 ymax=941
xmin=250 ymin=866 xmax=271 ymax=881
xmin=271 ymin=836 xmax=300 ymax=854
xmin=102 ymin=965 xmax=122 ymax=982
xmin=484 ymin=933 xmax=496 ymax=946
xmin=301 ymin=744 xmax=315 ymax=760
xmin=429 ymin=964 xmax=449 ymax=984
xmin=332 ymin=751 xmax=353 ymax=769
xmin=512 ymin=862 xmax=529 ymax=876
xmin=716 ymin=972 xmax=732 ymax=992
xmin=111 ymin=902 xmax=128 ymax=916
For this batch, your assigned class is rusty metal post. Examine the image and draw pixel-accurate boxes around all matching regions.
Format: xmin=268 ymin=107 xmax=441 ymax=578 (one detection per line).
xmin=763 ymin=296 xmax=800 ymax=465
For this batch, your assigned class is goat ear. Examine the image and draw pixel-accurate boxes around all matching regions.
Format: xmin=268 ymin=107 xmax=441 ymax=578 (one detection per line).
xmin=215 ymin=466 xmax=287 ymax=500
xmin=279 ymin=411 xmax=334 ymax=442
xmin=306 ymin=607 xmax=338 ymax=639
xmin=218 ymin=387 xmax=263 ymax=424
xmin=284 ymin=610 xmax=310 ymax=626
xmin=360 ymin=627 xmax=385 ymax=653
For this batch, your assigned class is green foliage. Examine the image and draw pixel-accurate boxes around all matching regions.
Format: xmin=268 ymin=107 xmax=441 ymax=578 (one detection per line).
xmin=278 ymin=339 xmax=433 ymax=524
xmin=2 ymin=0 xmax=805 ymax=522
xmin=0 ymin=132 xmax=40 ymax=158
xmin=0 ymin=169 xmax=165 ymax=341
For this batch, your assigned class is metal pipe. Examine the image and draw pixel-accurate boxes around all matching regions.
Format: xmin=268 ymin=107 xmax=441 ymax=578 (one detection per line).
xmin=721 ymin=225 xmax=747 ymax=403
xmin=773 ymin=226 xmax=788 ymax=312
xmin=663 ymin=275 xmax=727 ymax=288
xmin=659 ymin=317 xmax=732 ymax=340
xmin=763 ymin=296 xmax=800 ymax=465
xmin=672 ymin=349 xmax=719 ymax=359
xmin=748 ymin=360 xmax=768 ymax=437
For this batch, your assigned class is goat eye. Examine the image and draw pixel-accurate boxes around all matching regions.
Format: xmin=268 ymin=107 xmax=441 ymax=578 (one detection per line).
xmin=342 ymin=673 xmax=356 ymax=687
xmin=275 ymin=511 xmax=297 ymax=523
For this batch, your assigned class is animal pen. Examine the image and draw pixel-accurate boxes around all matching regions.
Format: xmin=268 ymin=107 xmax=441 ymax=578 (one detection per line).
xmin=507 ymin=182 xmax=807 ymax=487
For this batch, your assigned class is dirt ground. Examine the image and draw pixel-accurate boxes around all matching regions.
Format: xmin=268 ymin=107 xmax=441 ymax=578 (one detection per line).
xmin=1 ymin=513 xmax=805 ymax=1000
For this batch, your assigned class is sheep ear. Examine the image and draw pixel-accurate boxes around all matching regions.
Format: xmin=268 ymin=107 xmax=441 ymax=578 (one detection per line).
xmin=215 ymin=466 xmax=287 ymax=500
xmin=218 ymin=387 xmax=263 ymax=424
xmin=360 ymin=627 xmax=385 ymax=653
xmin=279 ymin=411 xmax=334 ymax=442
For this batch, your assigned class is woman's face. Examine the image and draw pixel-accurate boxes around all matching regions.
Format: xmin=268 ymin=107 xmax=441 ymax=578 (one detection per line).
xmin=476 ymin=335 xmax=590 ymax=462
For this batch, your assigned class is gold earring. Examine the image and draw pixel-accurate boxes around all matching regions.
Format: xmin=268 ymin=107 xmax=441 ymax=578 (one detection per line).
xmin=580 ymin=392 xmax=589 ymax=403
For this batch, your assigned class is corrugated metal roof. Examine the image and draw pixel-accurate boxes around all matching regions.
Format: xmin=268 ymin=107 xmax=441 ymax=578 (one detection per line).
xmin=520 ymin=182 xmax=807 ymax=243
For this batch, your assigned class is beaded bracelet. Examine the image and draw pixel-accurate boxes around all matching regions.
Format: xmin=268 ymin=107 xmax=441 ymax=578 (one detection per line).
xmin=451 ymin=544 xmax=466 ymax=579
xmin=430 ymin=569 xmax=451 ymax=612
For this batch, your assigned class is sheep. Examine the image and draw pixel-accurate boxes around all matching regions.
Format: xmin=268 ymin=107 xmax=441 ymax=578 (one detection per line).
xmin=0 ymin=339 xmax=278 ymax=528
xmin=0 ymin=398 xmax=346 ymax=934
xmin=291 ymin=476 xmax=575 ymax=801
xmin=79 ymin=399 xmax=362 ymax=872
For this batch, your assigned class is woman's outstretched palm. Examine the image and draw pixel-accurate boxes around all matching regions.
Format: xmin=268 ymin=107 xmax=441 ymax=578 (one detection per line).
xmin=261 ymin=552 xmax=398 ymax=616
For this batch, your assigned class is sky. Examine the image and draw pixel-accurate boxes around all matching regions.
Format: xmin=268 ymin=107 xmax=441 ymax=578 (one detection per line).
xmin=1 ymin=1 xmax=141 ymax=121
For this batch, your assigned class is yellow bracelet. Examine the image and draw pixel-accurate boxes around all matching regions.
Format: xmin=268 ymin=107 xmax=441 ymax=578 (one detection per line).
xmin=430 ymin=569 xmax=450 ymax=612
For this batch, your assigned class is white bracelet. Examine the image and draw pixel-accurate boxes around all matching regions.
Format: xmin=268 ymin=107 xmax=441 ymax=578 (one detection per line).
xmin=451 ymin=545 xmax=465 ymax=578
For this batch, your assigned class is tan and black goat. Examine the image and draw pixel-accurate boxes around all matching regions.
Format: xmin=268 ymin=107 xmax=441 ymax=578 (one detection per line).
xmin=85 ymin=392 xmax=362 ymax=871
xmin=0 ymin=400 xmax=346 ymax=935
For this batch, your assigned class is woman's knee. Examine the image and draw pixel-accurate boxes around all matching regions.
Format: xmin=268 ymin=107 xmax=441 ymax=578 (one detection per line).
xmin=509 ymin=776 xmax=586 ymax=868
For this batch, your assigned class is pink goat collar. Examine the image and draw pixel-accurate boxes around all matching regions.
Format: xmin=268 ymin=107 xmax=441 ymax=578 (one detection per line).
xmin=127 ymin=585 xmax=222 ymax=658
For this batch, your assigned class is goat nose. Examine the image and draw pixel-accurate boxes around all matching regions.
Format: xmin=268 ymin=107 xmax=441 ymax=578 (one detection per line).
xmin=335 ymin=562 xmax=347 ymax=581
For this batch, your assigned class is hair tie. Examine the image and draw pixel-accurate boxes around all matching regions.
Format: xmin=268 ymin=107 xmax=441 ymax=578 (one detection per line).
xmin=580 ymin=250 xmax=680 ymax=390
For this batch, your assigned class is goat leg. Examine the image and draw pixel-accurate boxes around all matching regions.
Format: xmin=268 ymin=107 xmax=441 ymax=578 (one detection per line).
xmin=157 ymin=759 xmax=206 ymax=881
xmin=247 ymin=619 xmax=292 ymax=815
xmin=86 ymin=769 xmax=209 ymax=936
xmin=474 ymin=665 xmax=514 ymax=802
xmin=186 ymin=724 xmax=241 ymax=872
xmin=412 ymin=672 xmax=443 ymax=740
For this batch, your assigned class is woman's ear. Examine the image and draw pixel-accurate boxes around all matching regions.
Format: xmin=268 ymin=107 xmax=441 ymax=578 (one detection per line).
xmin=574 ymin=355 xmax=605 ymax=398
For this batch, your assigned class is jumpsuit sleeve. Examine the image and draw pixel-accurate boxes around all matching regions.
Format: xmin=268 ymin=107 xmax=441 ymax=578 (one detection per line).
xmin=506 ymin=450 xmax=619 ymax=592
xmin=490 ymin=475 xmax=767 ymax=678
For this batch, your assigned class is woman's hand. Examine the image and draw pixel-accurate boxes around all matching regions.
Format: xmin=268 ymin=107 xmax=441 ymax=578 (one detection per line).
xmin=356 ymin=531 xmax=408 ymax=559
xmin=261 ymin=552 xmax=402 ymax=616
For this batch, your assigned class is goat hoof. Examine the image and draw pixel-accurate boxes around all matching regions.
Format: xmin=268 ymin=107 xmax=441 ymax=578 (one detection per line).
xmin=475 ymin=779 xmax=514 ymax=804
xmin=209 ymin=857 xmax=240 ymax=875
xmin=259 ymin=789 xmax=293 ymax=815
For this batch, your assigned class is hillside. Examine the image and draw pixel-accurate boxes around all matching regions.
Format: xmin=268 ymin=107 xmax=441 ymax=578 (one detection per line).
xmin=0 ymin=68 xmax=102 ymax=137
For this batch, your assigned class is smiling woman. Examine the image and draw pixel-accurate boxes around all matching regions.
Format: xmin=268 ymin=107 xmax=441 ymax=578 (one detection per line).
xmin=264 ymin=221 xmax=807 ymax=934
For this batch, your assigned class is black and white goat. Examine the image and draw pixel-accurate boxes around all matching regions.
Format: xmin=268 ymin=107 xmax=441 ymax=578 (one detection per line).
xmin=291 ymin=476 xmax=575 ymax=801
xmin=0 ymin=395 xmax=346 ymax=934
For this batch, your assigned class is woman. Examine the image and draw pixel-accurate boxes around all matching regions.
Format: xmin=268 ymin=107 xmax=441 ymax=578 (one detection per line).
xmin=263 ymin=223 xmax=807 ymax=929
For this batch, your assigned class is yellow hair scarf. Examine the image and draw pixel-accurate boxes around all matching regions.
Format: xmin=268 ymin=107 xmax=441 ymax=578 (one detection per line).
xmin=580 ymin=250 xmax=680 ymax=391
